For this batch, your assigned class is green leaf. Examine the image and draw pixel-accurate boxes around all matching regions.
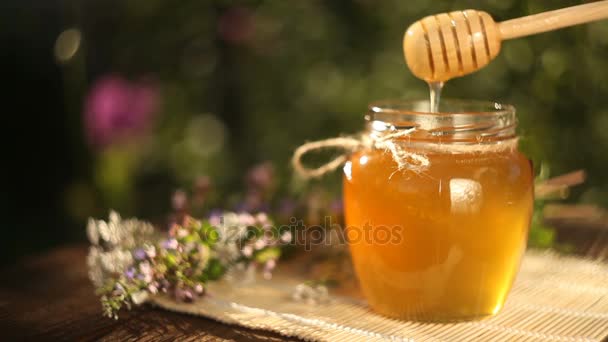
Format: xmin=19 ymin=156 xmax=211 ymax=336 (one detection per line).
xmin=255 ymin=247 xmax=281 ymax=263
xmin=528 ymin=224 xmax=556 ymax=248
xmin=199 ymin=222 xmax=220 ymax=246
xmin=529 ymin=193 xmax=556 ymax=249
xmin=164 ymin=253 xmax=179 ymax=267
xmin=181 ymin=234 xmax=198 ymax=244
xmin=202 ymin=258 xmax=226 ymax=281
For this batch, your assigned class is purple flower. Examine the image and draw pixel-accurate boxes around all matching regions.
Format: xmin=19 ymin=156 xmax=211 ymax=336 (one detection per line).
xmin=144 ymin=245 xmax=156 ymax=259
xmin=184 ymin=290 xmax=194 ymax=302
xmin=237 ymin=194 xmax=272 ymax=213
xmin=281 ymin=231 xmax=293 ymax=243
xmin=246 ymin=162 xmax=274 ymax=191
xmin=242 ymin=245 xmax=253 ymax=257
xmin=125 ymin=267 xmax=136 ymax=279
xmin=84 ymin=74 xmax=159 ymax=148
xmin=208 ymin=210 xmax=222 ymax=226
xmin=133 ymin=248 xmax=147 ymax=261
xmin=175 ymin=288 xmax=194 ymax=302
xmin=255 ymin=213 xmax=269 ymax=225
xmin=278 ymin=198 xmax=298 ymax=218
xmin=159 ymin=279 xmax=170 ymax=293
xmin=330 ymin=199 xmax=343 ymax=215
xmin=254 ymin=239 xmax=267 ymax=250
xmin=162 ymin=238 xmax=179 ymax=250
xmin=263 ymin=259 xmax=276 ymax=280
xmin=265 ymin=259 xmax=276 ymax=270
xmin=114 ymin=283 xmax=125 ymax=295
xmin=172 ymin=190 xmax=188 ymax=212
xmin=238 ymin=213 xmax=255 ymax=226
xmin=138 ymin=262 xmax=153 ymax=283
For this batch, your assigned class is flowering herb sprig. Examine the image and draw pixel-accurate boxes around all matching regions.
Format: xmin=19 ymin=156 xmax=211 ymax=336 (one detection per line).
xmin=87 ymin=211 xmax=290 ymax=319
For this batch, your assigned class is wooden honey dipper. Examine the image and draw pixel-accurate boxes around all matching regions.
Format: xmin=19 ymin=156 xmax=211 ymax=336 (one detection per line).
xmin=404 ymin=1 xmax=608 ymax=82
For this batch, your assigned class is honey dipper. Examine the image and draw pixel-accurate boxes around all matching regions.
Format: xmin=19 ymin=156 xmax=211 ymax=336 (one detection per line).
xmin=404 ymin=1 xmax=608 ymax=82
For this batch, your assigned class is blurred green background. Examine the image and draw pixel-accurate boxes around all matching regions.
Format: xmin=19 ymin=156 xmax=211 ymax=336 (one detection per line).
xmin=3 ymin=0 xmax=608 ymax=262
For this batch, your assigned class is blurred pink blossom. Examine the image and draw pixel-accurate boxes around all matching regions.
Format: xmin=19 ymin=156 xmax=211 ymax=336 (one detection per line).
xmin=246 ymin=162 xmax=274 ymax=190
xmin=84 ymin=74 xmax=159 ymax=148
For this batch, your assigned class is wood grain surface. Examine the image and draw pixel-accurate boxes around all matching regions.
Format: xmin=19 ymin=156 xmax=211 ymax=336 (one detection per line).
xmin=0 ymin=246 xmax=301 ymax=341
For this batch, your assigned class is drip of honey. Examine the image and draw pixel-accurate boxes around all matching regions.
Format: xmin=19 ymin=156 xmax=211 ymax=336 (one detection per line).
xmin=343 ymin=146 xmax=533 ymax=321
xmin=428 ymin=81 xmax=444 ymax=113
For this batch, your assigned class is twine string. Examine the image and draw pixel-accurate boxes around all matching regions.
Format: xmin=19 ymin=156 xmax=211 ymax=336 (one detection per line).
xmin=292 ymin=128 xmax=430 ymax=179
xmin=291 ymin=137 xmax=363 ymax=179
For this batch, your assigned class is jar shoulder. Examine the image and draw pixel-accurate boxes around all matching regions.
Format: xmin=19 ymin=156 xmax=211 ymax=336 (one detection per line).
xmin=345 ymin=148 xmax=533 ymax=186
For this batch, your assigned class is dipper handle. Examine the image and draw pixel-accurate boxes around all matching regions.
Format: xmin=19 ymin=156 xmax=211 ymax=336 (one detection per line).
xmin=500 ymin=0 xmax=608 ymax=40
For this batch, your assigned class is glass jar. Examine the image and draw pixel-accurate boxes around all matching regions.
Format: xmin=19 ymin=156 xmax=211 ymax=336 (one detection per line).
xmin=343 ymin=100 xmax=534 ymax=322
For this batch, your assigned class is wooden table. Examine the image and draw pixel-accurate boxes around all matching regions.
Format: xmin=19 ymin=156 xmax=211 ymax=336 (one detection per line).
xmin=0 ymin=246 xmax=301 ymax=341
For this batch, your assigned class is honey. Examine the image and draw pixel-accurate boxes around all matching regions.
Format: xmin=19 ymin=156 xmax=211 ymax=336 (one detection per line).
xmin=342 ymin=100 xmax=534 ymax=321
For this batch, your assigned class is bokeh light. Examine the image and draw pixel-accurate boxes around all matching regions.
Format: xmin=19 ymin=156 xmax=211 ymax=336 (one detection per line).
xmin=54 ymin=28 xmax=81 ymax=63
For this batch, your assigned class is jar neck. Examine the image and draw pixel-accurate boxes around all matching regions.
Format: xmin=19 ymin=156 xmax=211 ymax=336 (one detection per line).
xmin=365 ymin=100 xmax=517 ymax=145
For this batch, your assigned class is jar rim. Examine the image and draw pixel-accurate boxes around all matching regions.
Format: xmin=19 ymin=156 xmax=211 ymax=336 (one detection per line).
xmin=368 ymin=99 xmax=515 ymax=117
xmin=366 ymin=99 xmax=517 ymax=144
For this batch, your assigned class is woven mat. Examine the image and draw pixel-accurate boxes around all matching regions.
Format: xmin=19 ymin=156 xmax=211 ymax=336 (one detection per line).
xmin=152 ymin=251 xmax=608 ymax=341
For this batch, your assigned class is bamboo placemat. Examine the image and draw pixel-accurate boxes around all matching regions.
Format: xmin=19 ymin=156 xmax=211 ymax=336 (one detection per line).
xmin=152 ymin=251 xmax=608 ymax=341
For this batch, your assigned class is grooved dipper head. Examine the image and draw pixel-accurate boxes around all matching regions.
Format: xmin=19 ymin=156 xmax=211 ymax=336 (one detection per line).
xmin=403 ymin=10 xmax=501 ymax=82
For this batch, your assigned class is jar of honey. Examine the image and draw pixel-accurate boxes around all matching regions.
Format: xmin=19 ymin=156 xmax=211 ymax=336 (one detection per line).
xmin=343 ymin=100 xmax=533 ymax=321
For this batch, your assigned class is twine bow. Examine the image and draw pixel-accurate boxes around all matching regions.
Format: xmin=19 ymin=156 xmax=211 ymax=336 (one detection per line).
xmin=291 ymin=128 xmax=430 ymax=179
